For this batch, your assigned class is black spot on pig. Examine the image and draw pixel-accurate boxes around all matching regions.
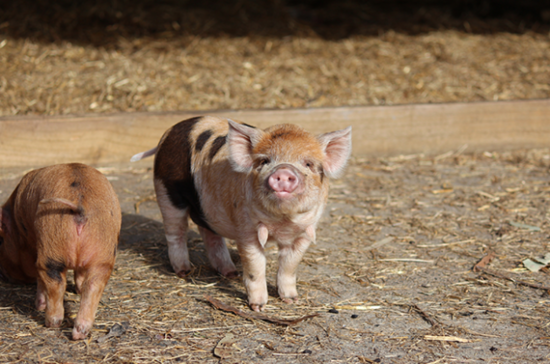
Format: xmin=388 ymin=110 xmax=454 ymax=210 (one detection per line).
xmin=270 ymin=131 xmax=291 ymax=139
xmin=195 ymin=130 xmax=213 ymax=152
xmin=155 ymin=117 xmax=215 ymax=233
xmin=70 ymin=181 xmax=80 ymax=188
xmin=46 ymin=258 xmax=66 ymax=282
xmin=208 ymin=135 xmax=227 ymax=161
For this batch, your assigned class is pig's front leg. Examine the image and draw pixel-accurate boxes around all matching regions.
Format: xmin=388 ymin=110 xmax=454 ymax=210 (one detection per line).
xmin=277 ymin=237 xmax=311 ymax=303
xmin=237 ymin=239 xmax=268 ymax=312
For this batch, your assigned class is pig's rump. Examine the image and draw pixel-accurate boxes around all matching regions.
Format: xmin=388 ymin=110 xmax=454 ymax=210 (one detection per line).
xmin=10 ymin=164 xmax=120 ymax=279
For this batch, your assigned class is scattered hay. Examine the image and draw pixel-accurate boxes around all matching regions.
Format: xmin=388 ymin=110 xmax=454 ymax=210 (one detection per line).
xmin=1 ymin=1 xmax=550 ymax=116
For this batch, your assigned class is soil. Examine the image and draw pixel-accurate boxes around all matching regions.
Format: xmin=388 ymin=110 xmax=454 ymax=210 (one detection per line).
xmin=1 ymin=1 xmax=550 ymax=363
xmin=1 ymin=150 xmax=550 ymax=363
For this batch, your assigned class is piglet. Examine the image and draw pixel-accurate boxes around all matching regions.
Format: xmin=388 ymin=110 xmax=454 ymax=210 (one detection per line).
xmin=132 ymin=116 xmax=351 ymax=311
xmin=0 ymin=163 xmax=121 ymax=340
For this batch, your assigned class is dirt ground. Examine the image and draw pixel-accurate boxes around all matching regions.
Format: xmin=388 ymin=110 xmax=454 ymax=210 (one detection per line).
xmin=1 ymin=1 xmax=550 ymax=363
xmin=1 ymin=150 xmax=550 ymax=363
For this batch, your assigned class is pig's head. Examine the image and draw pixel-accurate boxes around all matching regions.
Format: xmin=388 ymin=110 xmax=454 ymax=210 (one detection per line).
xmin=227 ymin=120 xmax=351 ymax=216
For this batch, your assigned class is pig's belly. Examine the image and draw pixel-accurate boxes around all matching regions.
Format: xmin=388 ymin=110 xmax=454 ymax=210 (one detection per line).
xmin=199 ymin=201 xmax=246 ymax=241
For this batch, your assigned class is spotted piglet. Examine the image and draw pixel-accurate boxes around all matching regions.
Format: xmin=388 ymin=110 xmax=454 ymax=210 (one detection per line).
xmin=0 ymin=163 xmax=121 ymax=340
xmin=132 ymin=116 xmax=351 ymax=311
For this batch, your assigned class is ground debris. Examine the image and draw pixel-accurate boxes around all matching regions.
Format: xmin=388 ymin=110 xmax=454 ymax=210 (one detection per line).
xmin=476 ymin=267 xmax=550 ymax=291
xmin=424 ymin=335 xmax=473 ymax=343
xmin=96 ymin=322 xmax=130 ymax=343
xmin=473 ymin=251 xmax=496 ymax=272
xmin=473 ymin=251 xmax=550 ymax=291
xmin=523 ymin=253 xmax=550 ymax=272
xmin=396 ymin=303 xmax=440 ymax=327
xmin=213 ymin=333 xmax=238 ymax=359
xmin=205 ymin=295 xmax=319 ymax=326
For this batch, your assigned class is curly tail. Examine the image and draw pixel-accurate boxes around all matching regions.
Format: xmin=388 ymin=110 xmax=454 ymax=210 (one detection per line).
xmin=39 ymin=198 xmax=87 ymax=235
xmin=40 ymin=197 xmax=86 ymax=216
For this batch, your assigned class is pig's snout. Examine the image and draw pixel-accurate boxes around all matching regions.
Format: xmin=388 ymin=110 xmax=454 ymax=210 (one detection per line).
xmin=267 ymin=165 xmax=302 ymax=196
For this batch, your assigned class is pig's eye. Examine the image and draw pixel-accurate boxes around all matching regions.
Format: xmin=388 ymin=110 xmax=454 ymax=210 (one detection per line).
xmin=256 ymin=157 xmax=270 ymax=169
xmin=304 ymin=160 xmax=316 ymax=171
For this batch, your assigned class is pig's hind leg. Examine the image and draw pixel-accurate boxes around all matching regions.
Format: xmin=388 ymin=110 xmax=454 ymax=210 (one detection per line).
xmin=72 ymin=265 xmax=112 ymax=340
xmin=199 ymin=227 xmax=238 ymax=278
xmin=155 ymin=180 xmax=193 ymax=277
xmin=36 ymin=260 xmax=68 ymax=328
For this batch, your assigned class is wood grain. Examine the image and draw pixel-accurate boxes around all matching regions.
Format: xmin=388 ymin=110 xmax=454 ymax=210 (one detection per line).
xmin=1 ymin=99 xmax=549 ymax=168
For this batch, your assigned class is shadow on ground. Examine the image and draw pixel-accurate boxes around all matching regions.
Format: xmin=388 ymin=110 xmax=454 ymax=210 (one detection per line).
xmin=118 ymin=213 xmax=252 ymax=299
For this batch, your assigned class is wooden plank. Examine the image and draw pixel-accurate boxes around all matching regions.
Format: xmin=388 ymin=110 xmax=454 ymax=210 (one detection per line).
xmin=0 ymin=99 xmax=549 ymax=168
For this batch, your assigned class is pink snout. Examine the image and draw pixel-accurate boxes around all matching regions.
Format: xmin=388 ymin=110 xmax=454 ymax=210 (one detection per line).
xmin=268 ymin=167 xmax=300 ymax=194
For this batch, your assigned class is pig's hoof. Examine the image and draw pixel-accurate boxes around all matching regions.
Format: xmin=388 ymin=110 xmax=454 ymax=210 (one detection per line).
xmin=281 ymin=296 xmax=299 ymax=304
xmin=223 ymin=270 xmax=240 ymax=279
xmin=45 ymin=316 xmax=63 ymax=328
xmin=176 ymin=269 xmax=191 ymax=278
xmin=249 ymin=303 xmax=265 ymax=312
xmin=72 ymin=325 xmax=90 ymax=341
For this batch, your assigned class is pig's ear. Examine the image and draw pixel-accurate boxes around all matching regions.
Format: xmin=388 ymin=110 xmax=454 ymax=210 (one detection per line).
xmin=227 ymin=119 xmax=264 ymax=173
xmin=317 ymin=126 xmax=352 ymax=179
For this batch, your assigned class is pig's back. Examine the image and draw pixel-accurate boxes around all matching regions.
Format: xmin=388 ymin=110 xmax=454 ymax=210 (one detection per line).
xmin=153 ymin=116 xmax=239 ymax=234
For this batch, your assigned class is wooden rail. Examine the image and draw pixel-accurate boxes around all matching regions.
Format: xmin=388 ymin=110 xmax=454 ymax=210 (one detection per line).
xmin=0 ymin=99 xmax=549 ymax=168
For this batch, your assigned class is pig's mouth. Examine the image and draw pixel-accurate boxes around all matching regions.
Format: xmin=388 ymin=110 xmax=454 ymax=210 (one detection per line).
xmin=273 ymin=190 xmax=296 ymax=200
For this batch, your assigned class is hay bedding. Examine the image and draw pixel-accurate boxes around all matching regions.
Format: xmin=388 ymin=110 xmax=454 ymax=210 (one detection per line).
xmin=1 ymin=1 xmax=550 ymax=115
xmin=1 ymin=1 xmax=550 ymax=363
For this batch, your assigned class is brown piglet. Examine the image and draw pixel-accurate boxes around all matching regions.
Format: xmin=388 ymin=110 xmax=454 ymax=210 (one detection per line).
xmin=0 ymin=163 xmax=121 ymax=340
